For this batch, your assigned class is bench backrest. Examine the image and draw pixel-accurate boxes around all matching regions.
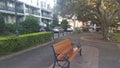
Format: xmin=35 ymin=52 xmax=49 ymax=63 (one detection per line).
xmin=53 ymin=39 xmax=73 ymax=55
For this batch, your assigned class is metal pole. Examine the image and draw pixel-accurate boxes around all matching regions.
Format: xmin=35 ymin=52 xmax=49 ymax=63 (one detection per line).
xmin=52 ymin=31 xmax=54 ymax=40
xmin=72 ymin=0 xmax=76 ymax=31
xmin=58 ymin=32 xmax=60 ymax=38
xmin=15 ymin=0 xmax=19 ymax=36
xmin=74 ymin=17 xmax=76 ymax=30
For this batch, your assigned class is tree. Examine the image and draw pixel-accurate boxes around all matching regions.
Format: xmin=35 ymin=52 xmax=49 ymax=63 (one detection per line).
xmin=20 ymin=15 xmax=39 ymax=34
xmin=53 ymin=13 xmax=59 ymax=26
xmin=61 ymin=19 xmax=69 ymax=31
xmin=0 ymin=13 xmax=5 ymax=34
xmin=56 ymin=0 xmax=120 ymax=40
xmin=55 ymin=0 xmax=75 ymax=17
xmin=82 ymin=0 xmax=120 ymax=40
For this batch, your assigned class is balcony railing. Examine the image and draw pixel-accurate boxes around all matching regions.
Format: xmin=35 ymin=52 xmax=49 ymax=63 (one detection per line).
xmin=34 ymin=12 xmax=40 ymax=16
xmin=42 ymin=14 xmax=52 ymax=18
xmin=17 ymin=8 xmax=24 ymax=13
xmin=0 ymin=6 xmax=24 ymax=13
xmin=25 ymin=10 xmax=40 ymax=16
xmin=0 ymin=6 xmax=6 ymax=10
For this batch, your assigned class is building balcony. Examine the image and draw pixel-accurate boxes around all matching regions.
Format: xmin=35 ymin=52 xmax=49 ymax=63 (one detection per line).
xmin=17 ymin=8 xmax=24 ymax=13
xmin=0 ymin=6 xmax=24 ymax=13
xmin=0 ymin=6 xmax=6 ymax=10
xmin=25 ymin=10 xmax=40 ymax=16
xmin=41 ymin=7 xmax=52 ymax=13
xmin=42 ymin=14 xmax=52 ymax=18
xmin=34 ymin=12 xmax=40 ymax=16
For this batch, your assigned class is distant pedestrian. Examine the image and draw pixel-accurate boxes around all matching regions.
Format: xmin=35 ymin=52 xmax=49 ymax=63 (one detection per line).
xmin=93 ymin=24 xmax=96 ymax=32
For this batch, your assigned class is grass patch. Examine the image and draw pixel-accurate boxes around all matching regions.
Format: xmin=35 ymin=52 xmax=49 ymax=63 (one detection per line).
xmin=74 ymin=30 xmax=82 ymax=33
xmin=112 ymin=33 xmax=120 ymax=42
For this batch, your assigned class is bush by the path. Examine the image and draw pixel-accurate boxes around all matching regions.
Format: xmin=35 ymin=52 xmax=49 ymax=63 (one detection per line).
xmin=0 ymin=13 xmax=5 ymax=34
xmin=0 ymin=32 xmax=52 ymax=55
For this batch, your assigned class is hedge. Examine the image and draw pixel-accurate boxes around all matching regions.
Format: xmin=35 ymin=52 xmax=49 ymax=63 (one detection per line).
xmin=0 ymin=32 xmax=52 ymax=55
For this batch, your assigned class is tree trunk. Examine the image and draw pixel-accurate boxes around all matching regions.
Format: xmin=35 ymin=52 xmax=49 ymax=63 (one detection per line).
xmin=101 ymin=22 xmax=110 ymax=40
xmin=100 ymin=16 xmax=110 ymax=40
xmin=102 ymin=29 xmax=109 ymax=40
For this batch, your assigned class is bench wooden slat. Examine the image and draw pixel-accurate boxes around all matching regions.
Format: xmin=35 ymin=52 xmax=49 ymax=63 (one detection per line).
xmin=53 ymin=39 xmax=72 ymax=54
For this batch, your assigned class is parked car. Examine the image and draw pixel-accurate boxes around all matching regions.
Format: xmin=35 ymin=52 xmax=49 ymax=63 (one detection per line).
xmin=52 ymin=27 xmax=64 ymax=33
xmin=66 ymin=27 xmax=73 ymax=32
xmin=39 ymin=27 xmax=46 ymax=32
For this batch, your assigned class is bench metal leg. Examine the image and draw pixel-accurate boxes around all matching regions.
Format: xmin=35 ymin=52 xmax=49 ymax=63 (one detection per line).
xmin=55 ymin=60 xmax=70 ymax=68
xmin=53 ymin=60 xmax=56 ymax=68
xmin=68 ymin=62 xmax=70 ymax=68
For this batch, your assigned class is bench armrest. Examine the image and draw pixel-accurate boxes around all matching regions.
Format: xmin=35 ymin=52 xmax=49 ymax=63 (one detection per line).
xmin=57 ymin=52 xmax=69 ymax=60
xmin=72 ymin=42 xmax=82 ymax=48
xmin=62 ymin=52 xmax=69 ymax=58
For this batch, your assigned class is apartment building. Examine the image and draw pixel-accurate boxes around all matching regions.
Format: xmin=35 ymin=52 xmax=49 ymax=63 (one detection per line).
xmin=0 ymin=0 xmax=53 ymax=27
xmin=40 ymin=0 xmax=53 ymax=26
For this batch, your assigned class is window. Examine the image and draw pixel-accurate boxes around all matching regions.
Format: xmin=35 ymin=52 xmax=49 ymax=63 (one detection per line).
xmin=44 ymin=2 xmax=46 ymax=8
xmin=0 ymin=1 xmax=5 ymax=7
xmin=47 ymin=4 xmax=50 ymax=9
xmin=31 ymin=0 xmax=32 ymax=3
xmin=8 ymin=2 xmax=15 ymax=8
xmin=41 ymin=1 xmax=43 ymax=7
xmin=37 ymin=0 xmax=39 ymax=6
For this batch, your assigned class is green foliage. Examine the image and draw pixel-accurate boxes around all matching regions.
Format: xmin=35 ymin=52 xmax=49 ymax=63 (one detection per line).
xmin=53 ymin=14 xmax=59 ymax=25
xmin=74 ymin=30 xmax=82 ymax=33
xmin=112 ymin=33 xmax=120 ymax=42
xmin=19 ymin=21 xmax=27 ymax=34
xmin=56 ymin=0 xmax=120 ymax=40
xmin=50 ymin=23 xmax=60 ymax=28
xmin=55 ymin=0 xmax=73 ymax=17
xmin=0 ymin=32 xmax=52 ymax=55
xmin=50 ymin=13 xmax=59 ymax=28
xmin=5 ymin=15 xmax=40 ymax=35
xmin=0 ymin=14 xmax=5 ymax=34
xmin=5 ymin=22 xmax=25 ymax=35
xmin=60 ymin=19 xmax=69 ymax=31
xmin=20 ymin=15 xmax=40 ymax=33
xmin=5 ymin=23 xmax=16 ymax=33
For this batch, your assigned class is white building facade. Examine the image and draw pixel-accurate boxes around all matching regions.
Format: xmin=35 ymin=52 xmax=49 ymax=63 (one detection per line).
xmin=0 ymin=0 xmax=53 ymax=26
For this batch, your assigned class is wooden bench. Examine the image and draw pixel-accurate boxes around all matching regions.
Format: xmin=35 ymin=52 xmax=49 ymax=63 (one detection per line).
xmin=52 ymin=39 xmax=82 ymax=68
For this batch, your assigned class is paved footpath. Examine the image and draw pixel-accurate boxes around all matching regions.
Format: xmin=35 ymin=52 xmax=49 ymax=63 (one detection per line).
xmin=49 ymin=45 xmax=99 ymax=68
xmin=0 ymin=32 xmax=120 ymax=68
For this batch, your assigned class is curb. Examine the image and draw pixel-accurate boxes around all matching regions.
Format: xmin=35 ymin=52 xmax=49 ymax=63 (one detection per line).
xmin=80 ymin=36 xmax=120 ymax=44
xmin=0 ymin=40 xmax=54 ymax=61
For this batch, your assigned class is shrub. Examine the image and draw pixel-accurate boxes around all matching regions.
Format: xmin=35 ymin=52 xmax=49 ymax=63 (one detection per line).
xmin=20 ymin=15 xmax=40 ymax=34
xmin=5 ymin=23 xmax=16 ymax=33
xmin=19 ymin=22 xmax=26 ymax=34
xmin=5 ymin=15 xmax=40 ymax=35
xmin=5 ymin=22 xmax=26 ymax=35
xmin=0 ymin=32 xmax=52 ymax=55
xmin=0 ymin=13 xmax=5 ymax=34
